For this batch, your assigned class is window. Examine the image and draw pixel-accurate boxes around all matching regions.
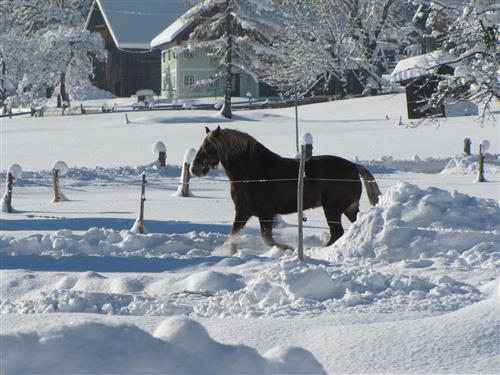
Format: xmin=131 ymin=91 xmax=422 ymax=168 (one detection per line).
xmin=162 ymin=52 xmax=166 ymax=63
xmin=168 ymin=50 xmax=171 ymax=61
xmin=183 ymin=50 xmax=194 ymax=59
xmin=184 ymin=75 xmax=194 ymax=87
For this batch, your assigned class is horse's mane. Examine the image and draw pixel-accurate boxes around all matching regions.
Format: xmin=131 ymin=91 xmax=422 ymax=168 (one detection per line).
xmin=207 ymin=129 xmax=258 ymax=159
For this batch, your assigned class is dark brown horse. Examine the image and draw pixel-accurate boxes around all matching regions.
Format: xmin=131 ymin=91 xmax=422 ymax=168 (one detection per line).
xmin=191 ymin=126 xmax=381 ymax=253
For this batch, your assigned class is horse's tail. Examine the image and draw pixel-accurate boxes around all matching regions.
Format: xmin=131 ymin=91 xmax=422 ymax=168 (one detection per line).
xmin=356 ymin=164 xmax=381 ymax=206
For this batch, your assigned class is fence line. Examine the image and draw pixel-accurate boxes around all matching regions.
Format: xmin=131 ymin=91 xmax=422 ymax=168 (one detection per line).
xmin=191 ymin=176 xmax=499 ymax=186
xmin=160 ymin=217 xmax=498 ymax=236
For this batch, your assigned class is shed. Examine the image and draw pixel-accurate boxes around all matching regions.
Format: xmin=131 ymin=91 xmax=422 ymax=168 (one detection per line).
xmin=391 ymin=51 xmax=457 ymax=119
xmin=85 ymin=0 xmax=188 ymax=97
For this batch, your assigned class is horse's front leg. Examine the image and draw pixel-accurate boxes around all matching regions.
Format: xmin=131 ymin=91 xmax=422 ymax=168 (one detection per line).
xmin=228 ymin=209 xmax=251 ymax=254
xmin=259 ymin=214 xmax=291 ymax=250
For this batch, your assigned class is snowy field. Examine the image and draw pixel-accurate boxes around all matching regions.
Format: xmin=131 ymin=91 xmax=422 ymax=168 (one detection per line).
xmin=1 ymin=93 xmax=499 ymax=374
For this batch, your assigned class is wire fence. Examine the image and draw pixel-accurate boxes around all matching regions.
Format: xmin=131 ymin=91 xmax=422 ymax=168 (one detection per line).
xmin=3 ymin=165 xmax=499 ymax=238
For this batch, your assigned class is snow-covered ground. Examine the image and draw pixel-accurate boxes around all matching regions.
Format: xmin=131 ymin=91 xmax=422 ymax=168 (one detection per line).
xmin=1 ymin=93 xmax=499 ymax=374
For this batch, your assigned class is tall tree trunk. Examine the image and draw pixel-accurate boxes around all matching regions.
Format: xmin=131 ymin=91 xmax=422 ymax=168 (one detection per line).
xmin=221 ymin=0 xmax=232 ymax=119
xmin=59 ymin=72 xmax=70 ymax=108
xmin=0 ymin=60 xmax=6 ymax=111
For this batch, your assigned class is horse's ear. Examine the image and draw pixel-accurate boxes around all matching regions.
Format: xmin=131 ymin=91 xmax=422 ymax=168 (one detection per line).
xmin=213 ymin=126 xmax=221 ymax=136
xmin=205 ymin=126 xmax=211 ymax=134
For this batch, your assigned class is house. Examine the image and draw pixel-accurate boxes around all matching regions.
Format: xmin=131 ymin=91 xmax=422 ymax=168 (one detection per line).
xmin=85 ymin=0 xmax=188 ymax=97
xmin=391 ymin=50 xmax=457 ymax=119
xmin=150 ymin=13 xmax=265 ymax=99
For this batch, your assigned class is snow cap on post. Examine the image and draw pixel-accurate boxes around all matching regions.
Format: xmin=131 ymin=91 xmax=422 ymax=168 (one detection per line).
xmin=8 ymin=164 xmax=22 ymax=179
xmin=300 ymin=132 xmax=313 ymax=145
xmin=152 ymin=141 xmax=166 ymax=154
xmin=52 ymin=161 xmax=69 ymax=176
xmin=480 ymin=140 xmax=490 ymax=153
xmin=183 ymin=148 xmax=197 ymax=165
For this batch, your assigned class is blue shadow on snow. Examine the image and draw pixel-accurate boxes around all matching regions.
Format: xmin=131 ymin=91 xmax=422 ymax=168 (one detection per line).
xmin=0 ymin=218 xmax=230 ymax=234
xmin=0 ymin=254 xmax=225 ymax=273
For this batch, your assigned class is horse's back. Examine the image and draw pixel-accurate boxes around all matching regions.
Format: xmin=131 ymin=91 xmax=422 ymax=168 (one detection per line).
xmin=304 ymin=155 xmax=362 ymax=209
xmin=306 ymin=155 xmax=359 ymax=179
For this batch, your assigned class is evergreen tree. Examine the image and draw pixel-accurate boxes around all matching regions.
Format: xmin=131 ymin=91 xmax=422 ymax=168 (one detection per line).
xmin=180 ymin=0 xmax=279 ymax=118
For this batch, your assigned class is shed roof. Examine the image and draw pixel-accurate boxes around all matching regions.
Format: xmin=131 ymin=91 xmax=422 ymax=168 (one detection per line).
xmin=391 ymin=50 xmax=458 ymax=82
xmin=85 ymin=0 xmax=188 ymax=50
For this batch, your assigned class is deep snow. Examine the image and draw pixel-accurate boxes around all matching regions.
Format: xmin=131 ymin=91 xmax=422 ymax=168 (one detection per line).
xmin=1 ymin=93 xmax=499 ymax=374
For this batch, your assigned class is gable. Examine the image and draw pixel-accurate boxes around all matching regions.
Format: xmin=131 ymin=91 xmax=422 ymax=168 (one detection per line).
xmin=86 ymin=0 xmax=188 ymax=50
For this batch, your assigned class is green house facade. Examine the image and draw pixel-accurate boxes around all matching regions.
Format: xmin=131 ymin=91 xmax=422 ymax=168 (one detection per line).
xmin=151 ymin=14 xmax=264 ymax=100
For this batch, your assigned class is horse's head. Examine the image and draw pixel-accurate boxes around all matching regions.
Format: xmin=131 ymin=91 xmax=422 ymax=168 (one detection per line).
xmin=190 ymin=126 xmax=223 ymax=177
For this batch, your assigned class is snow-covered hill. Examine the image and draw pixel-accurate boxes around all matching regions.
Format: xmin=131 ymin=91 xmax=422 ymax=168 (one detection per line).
xmin=1 ymin=93 xmax=498 ymax=374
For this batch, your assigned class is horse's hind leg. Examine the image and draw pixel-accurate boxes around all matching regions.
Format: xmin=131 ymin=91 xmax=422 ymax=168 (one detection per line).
xmin=322 ymin=204 xmax=344 ymax=247
xmin=228 ymin=209 xmax=251 ymax=254
xmin=259 ymin=214 xmax=291 ymax=250
xmin=343 ymin=200 xmax=359 ymax=223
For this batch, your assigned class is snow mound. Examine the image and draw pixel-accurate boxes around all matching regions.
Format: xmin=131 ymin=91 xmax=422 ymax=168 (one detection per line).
xmin=362 ymin=156 xmax=450 ymax=174
xmin=441 ymin=153 xmax=500 ymax=175
xmin=193 ymin=256 xmax=481 ymax=318
xmin=327 ymin=182 xmax=499 ymax=261
xmin=1 ymin=227 xmax=226 ymax=257
xmin=69 ymin=85 xmax=115 ymax=101
xmin=184 ymin=270 xmax=245 ymax=294
xmin=2 ymin=317 xmax=326 ymax=374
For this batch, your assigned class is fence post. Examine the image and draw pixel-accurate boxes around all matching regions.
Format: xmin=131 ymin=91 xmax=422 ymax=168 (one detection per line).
xmin=51 ymin=161 xmax=69 ymax=202
xmin=1 ymin=164 xmax=22 ymax=213
xmin=178 ymin=148 xmax=197 ymax=197
xmin=477 ymin=140 xmax=490 ymax=183
xmin=297 ymin=133 xmax=313 ymax=261
xmin=131 ymin=173 xmax=147 ymax=234
xmin=152 ymin=141 xmax=167 ymax=167
xmin=294 ymin=81 xmax=299 ymax=153
xmin=52 ymin=169 xmax=60 ymax=202
xmin=463 ymin=138 xmax=471 ymax=155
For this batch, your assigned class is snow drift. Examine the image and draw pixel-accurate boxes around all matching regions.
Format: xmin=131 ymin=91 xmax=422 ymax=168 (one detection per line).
xmin=326 ymin=182 xmax=499 ymax=262
xmin=2 ymin=316 xmax=326 ymax=374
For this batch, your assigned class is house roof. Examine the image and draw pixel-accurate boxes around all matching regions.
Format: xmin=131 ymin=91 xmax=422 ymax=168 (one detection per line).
xmin=391 ymin=50 xmax=458 ymax=82
xmin=150 ymin=16 xmax=192 ymax=48
xmin=85 ymin=0 xmax=188 ymax=50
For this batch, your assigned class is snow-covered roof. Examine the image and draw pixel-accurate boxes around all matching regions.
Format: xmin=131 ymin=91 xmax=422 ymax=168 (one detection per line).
xmin=85 ymin=0 xmax=188 ymax=50
xmin=150 ymin=13 xmax=193 ymax=48
xmin=391 ymin=50 xmax=458 ymax=82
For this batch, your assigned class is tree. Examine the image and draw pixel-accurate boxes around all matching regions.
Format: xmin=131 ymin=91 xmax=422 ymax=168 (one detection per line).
xmin=0 ymin=0 xmax=103 ymax=109
xmin=180 ymin=0 xmax=279 ymax=118
xmin=262 ymin=0 xmax=413 ymax=97
xmin=420 ymin=0 xmax=499 ymax=122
